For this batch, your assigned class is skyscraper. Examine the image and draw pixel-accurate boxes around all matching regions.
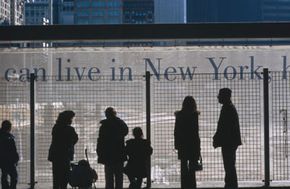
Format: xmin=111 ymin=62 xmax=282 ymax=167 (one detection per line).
xmin=0 ymin=0 xmax=24 ymax=25
xmin=25 ymin=0 xmax=51 ymax=25
xmin=123 ymin=0 xmax=154 ymax=24
xmin=58 ymin=0 xmax=74 ymax=24
xmin=186 ymin=0 xmax=261 ymax=23
xmin=262 ymin=0 xmax=290 ymax=21
xmin=154 ymin=0 xmax=186 ymax=23
xmin=74 ymin=0 xmax=122 ymax=24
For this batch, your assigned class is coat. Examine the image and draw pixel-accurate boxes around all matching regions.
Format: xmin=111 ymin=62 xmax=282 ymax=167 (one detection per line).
xmin=48 ymin=124 xmax=78 ymax=162
xmin=213 ymin=103 xmax=242 ymax=148
xmin=124 ymin=138 xmax=153 ymax=178
xmin=0 ymin=130 xmax=19 ymax=167
xmin=174 ymin=110 xmax=201 ymax=161
xmin=97 ymin=117 xmax=128 ymax=165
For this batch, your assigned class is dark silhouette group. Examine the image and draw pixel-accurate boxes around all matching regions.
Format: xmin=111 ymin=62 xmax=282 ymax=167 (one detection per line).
xmin=0 ymin=87 xmax=242 ymax=189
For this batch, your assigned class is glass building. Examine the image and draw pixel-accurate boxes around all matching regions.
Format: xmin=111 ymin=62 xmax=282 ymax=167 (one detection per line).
xmin=74 ymin=0 xmax=122 ymax=24
xmin=25 ymin=0 xmax=51 ymax=25
xmin=154 ymin=0 xmax=186 ymax=23
xmin=123 ymin=0 xmax=154 ymax=24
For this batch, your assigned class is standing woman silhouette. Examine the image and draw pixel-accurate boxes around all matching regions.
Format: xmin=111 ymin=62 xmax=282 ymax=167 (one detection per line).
xmin=174 ymin=96 xmax=201 ymax=189
xmin=48 ymin=110 xmax=78 ymax=189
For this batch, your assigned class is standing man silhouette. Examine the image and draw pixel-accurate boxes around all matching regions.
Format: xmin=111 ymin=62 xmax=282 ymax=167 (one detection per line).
xmin=97 ymin=107 xmax=128 ymax=189
xmin=0 ymin=120 xmax=19 ymax=189
xmin=213 ymin=88 xmax=242 ymax=189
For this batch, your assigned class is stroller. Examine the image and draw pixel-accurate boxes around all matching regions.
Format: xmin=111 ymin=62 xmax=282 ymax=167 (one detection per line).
xmin=69 ymin=149 xmax=98 ymax=189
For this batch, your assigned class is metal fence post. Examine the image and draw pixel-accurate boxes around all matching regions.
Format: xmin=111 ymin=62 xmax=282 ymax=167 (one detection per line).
xmin=146 ymin=71 xmax=151 ymax=188
xmin=30 ymin=73 xmax=36 ymax=189
xmin=263 ymin=68 xmax=270 ymax=188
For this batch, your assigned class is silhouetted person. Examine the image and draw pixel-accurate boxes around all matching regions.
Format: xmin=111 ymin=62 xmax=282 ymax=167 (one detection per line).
xmin=174 ymin=96 xmax=201 ymax=189
xmin=97 ymin=107 xmax=128 ymax=189
xmin=213 ymin=88 xmax=242 ymax=189
xmin=0 ymin=120 xmax=19 ymax=189
xmin=124 ymin=127 xmax=153 ymax=189
xmin=48 ymin=110 xmax=78 ymax=189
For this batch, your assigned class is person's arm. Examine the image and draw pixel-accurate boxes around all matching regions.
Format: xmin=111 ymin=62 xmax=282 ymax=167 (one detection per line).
xmin=121 ymin=120 xmax=129 ymax=136
xmin=174 ymin=113 xmax=181 ymax=150
xmin=10 ymin=136 xmax=19 ymax=164
xmin=213 ymin=108 xmax=224 ymax=148
xmin=195 ymin=113 xmax=201 ymax=156
xmin=71 ymin=127 xmax=78 ymax=145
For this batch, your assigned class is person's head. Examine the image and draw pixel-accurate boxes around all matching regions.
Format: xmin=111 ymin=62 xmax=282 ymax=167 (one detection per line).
xmin=105 ymin=107 xmax=116 ymax=119
xmin=1 ymin=120 xmax=12 ymax=133
xmin=182 ymin=96 xmax=197 ymax=112
xmin=217 ymin=88 xmax=232 ymax=104
xmin=133 ymin=127 xmax=143 ymax=139
xmin=56 ymin=110 xmax=75 ymax=125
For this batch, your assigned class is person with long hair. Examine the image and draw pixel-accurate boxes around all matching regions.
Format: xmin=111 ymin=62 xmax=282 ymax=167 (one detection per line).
xmin=48 ymin=110 xmax=78 ymax=189
xmin=174 ymin=96 xmax=201 ymax=189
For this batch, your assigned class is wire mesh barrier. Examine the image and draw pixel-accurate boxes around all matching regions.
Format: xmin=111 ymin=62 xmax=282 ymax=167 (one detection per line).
xmin=151 ymin=73 xmax=263 ymax=187
xmin=34 ymin=75 xmax=146 ymax=187
xmin=2 ymin=71 xmax=290 ymax=188
xmin=271 ymin=72 xmax=290 ymax=182
xmin=0 ymin=77 xmax=30 ymax=184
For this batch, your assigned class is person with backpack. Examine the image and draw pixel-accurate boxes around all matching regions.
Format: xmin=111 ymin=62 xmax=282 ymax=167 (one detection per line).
xmin=0 ymin=120 xmax=19 ymax=189
xmin=124 ymin=127 xmax=153 ymax=189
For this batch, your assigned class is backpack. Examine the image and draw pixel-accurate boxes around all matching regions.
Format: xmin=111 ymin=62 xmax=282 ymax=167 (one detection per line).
xmin=69 ymin=159 xmax=98 ymax=187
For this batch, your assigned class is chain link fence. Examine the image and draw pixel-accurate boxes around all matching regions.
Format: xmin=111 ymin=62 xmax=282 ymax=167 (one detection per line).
xmin=271 ymin=71 xmax=290 ymax=184
xmin=1 ymin=71 xmax=290 ymax=188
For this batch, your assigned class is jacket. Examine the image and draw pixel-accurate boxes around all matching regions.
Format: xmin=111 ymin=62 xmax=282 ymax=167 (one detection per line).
xmin=97 ymin=117 xmax=128 ymax=164
xmin=0 ymin=129 xmax=19 ymax=166
xmin=48 ymin=124 xmax=78 ymax=162
xmin=174 ymin=111 xmax=201 ymax=161
xmin=124 ymin=138 xmax=153 ymax=178
xmin=213 ymin=103 xmax=242 ymax=148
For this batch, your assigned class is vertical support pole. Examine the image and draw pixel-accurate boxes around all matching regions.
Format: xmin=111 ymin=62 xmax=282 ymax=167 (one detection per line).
xmin=263 ymin=68 xmax=270 ymax=188
xmin=145 ymin=71 xmax=151 ymax=188
xmin=30 ymin=73 xmax=36 ymax=189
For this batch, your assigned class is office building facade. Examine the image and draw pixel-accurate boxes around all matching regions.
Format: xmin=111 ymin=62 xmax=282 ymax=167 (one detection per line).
xmin=25 ymin=0 xmax=51 ymax=25
xmin=74 ymin=0 xmax=122 ymax=24
xmin=0 ymin=0 xmax=24 ymax=25
xmin=154 ymin=0 xmax=186 ymax=23
xmin=123 ymin=0 xmax=154 ymax=24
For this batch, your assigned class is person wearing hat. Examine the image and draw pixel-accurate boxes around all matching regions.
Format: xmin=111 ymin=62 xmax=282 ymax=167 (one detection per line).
xmin=213 ymin=88 xmax=242 ymax=189
xmin=0 ymin=120 xmax=19 ymax=189
xmin=48 ymin=110 xmax=78 ymax=189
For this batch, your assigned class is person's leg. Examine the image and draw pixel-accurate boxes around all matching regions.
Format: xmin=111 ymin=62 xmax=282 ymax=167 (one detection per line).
xmin=189 ymin=160 xmax=197 ymax=189
xmin=7 ymin=164 xmax=18 ymax=189
xmin=180 ymin=159 xmax=188 ymax=189
xmin=222 ymin=147 xmax=238 ymax=189
xmin=135 ymin=177 xmax=143 ymax=189
xmin=105 ymin=164 xmax=114 ymax=189
xmin=114 ymin=163 xmax=123 ymax=189
xmin=1 ymin=167 xmax=9 ymax=189
xmin=61 ymin=160 xmax=70 ymax=189
xmin=127 ymin=175 xmax=135 ymax=189
xmin=52 ymin=161 xmax=60 ymax=189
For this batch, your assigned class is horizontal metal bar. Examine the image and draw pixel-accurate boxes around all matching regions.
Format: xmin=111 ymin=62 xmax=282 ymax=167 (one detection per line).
xmin=2 ymin=22 xmax=290 ymax=41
